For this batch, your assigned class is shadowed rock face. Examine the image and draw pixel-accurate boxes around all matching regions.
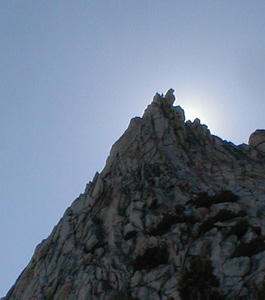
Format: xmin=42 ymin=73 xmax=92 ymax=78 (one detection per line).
xmin=3 ymin=90 xmax=265 ymax=300
xmin=249 ymin=129 xmax=265 ymax=152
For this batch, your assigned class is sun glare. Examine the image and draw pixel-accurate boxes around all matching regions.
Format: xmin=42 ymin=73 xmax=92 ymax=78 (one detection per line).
xmin=184 ymin=105 xmax=208 ymax=125
xmin=181 ymin=101 xmax=221 ymax=139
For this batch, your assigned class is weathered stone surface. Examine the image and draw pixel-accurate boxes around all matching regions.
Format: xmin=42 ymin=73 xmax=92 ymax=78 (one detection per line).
xmin=165 ymin=88 xmax=175 ymax=106
xmin=4 ymin=89 xmax=265 ymax=300
xmin=249 ymin=129 xmax=265 ymax=145
xmin=223 ymin=257 xmax=250 ymax=276
xmin=249 ymin=129 xmax=265 ymax=153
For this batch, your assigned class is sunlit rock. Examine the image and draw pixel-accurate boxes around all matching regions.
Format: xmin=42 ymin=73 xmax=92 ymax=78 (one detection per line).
xmin=4 ymin=90 xmax=265 ymax=300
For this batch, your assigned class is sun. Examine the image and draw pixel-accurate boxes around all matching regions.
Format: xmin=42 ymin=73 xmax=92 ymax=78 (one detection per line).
xmin=183 ymin=104 xmax=208 ymax=125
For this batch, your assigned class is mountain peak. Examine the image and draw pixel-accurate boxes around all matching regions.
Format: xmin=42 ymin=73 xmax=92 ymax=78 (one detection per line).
xmin=152 ymin=88 xmax=175 ymax=107
xmin=4 ymin=90 xmax=265 ymax=300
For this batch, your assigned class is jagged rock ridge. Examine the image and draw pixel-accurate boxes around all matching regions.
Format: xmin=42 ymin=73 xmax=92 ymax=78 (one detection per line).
xmin=4 ymin=89 xmax=265 ymax=300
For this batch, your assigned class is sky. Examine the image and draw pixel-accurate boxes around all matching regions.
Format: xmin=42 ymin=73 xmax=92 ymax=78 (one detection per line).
xmin=1 ymin=0 xmax=265 ymax=296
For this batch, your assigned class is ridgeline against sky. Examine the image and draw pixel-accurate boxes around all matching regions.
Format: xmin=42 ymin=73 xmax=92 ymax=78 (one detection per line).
xmin=4 ymin=91 xmax=265 ymax=299
xmin=1 ymin=1 xmax=265 ymax=296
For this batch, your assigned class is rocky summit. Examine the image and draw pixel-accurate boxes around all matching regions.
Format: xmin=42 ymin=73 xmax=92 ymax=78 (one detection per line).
xmin=4 ymin=89 xmax=265 ymax=300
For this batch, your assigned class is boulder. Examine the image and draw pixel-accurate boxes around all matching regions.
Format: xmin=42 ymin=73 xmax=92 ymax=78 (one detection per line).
xmin=248 ymin=129 xmax=265 ymax=152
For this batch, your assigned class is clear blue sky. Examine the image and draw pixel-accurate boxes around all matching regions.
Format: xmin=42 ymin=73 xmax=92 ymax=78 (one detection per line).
xmin=1 ymin=1 xmax=264 ymax=296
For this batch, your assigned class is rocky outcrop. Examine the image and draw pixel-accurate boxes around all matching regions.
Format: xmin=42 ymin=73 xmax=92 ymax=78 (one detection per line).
xmin=3 ymin=90 xmax=265 ymax=300
xmin=249 ymin=129 xmax=265 ymax=152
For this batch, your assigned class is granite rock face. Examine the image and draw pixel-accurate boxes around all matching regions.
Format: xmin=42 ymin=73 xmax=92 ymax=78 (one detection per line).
xmin=4 ymin=90 xmax=265 ymax=300
xmin=249 ymin=129 xmax=265 ymax=152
